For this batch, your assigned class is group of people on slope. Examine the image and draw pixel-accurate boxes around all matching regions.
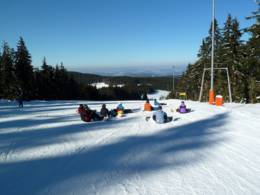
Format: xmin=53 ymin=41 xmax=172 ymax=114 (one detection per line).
xmin=144 ymin=99 xmax=191 ymax=124
xmin=78 ymin=103 xmax=132 ymax=122
xmin=144 ymin=99 xmax=190 ymax=113
xmin=78 ymin=100 xmax=191 ymax=124
xmin=143 ymin=99 xmax=166 ymax=111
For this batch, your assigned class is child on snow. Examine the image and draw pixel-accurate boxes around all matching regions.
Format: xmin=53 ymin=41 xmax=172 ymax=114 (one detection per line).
xmin=116 ymin=103 xmax=132 ymax=114
xmin=176 ymin=101 xmax=191 ymax=113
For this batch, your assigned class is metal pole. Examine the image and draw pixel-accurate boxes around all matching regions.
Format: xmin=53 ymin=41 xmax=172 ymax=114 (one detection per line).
xmin=199 ymin=69 xmax=206 ymax=101
xmin=256 ymin=0 xmax=260 ymax=25
xmin=172 ymin=65 xmax=175 ymax=96
xmin=226 ymin=68 xmax=232 ymax=103
xmin=210 ymin=0 xmax=215 ymax=91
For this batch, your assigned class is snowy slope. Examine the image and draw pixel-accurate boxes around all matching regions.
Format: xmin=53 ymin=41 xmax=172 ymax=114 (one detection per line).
xmin=147 ymin=90 xmax=170 ymax=100
xmin=0 ymin=100 xmax=260 ymax=195
xmin=90 ymin=82 xmax=109 ymax=89
xmin=90 ymin=82 xmax=125 ymax=89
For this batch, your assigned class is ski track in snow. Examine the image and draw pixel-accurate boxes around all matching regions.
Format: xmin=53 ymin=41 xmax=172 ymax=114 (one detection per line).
xmin=0 ymin=99 xmax=260 ymax=195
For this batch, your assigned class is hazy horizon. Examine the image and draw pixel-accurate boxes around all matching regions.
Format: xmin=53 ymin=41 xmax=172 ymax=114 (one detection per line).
xmin=66 ymin=63 xmax=187 ymax=76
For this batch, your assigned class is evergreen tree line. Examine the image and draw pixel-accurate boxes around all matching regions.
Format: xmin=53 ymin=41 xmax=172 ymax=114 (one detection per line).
xmin=0 ymin=37 xmax=147 ymax=101
xmin=169 ymin=12 xmax=260 ymax=103
xmin=70 ymin=71 xmax=176 ymax=91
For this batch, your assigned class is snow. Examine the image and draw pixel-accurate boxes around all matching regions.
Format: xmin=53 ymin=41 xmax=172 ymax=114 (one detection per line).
xmin=147 ymin=90 xmax=170 ymax=100
xmin=114 ymin=84 xmax=125 ymax=88
xmin=90 ymin=82 xmax=125 ymax=89
xmin=0 ymin=99 xmax=260 ymax=195
xmin=90 ymin=82 xmax=109 ymax=89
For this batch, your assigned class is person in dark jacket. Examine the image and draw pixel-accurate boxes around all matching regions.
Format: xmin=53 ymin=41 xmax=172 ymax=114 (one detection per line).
xmin=100 ymin=104 xmax=109 ymax=118
xmin=78 ymin=104 xmax=103 ymax=122
xmin=85 ymin=104 xmax=103 ymax=121
xmin=17 ymin=98 xmax=23 ymax=108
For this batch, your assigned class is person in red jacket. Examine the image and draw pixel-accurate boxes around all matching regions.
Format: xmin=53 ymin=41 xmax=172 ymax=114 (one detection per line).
xmin=78 ymin=104 xmax=104 ymax=122
xmin=78 ymin=104 xmax=92 ymax=122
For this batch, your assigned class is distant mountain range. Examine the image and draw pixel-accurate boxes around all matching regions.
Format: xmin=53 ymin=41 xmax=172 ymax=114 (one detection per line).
xmin=72 ymin=65 xmax=186 ymax=77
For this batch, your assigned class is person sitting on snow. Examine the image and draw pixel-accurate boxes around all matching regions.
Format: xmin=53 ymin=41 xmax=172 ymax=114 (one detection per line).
xmin=152 ymin=106 xmax=168 ymax=124
xmin=144 ymin=99 xmax=153 ymax=111
xmin=78 ymin=104 xmax=85 ymax=113
xmin=78 ymin=104 xmax=103 ymax=122
xmin=116 ymin=103 xmax=133 ymax=114
xmin=176 ymin=101 xmax=191 ymax=113
xmin=116 ymin=103 xmax=124 ymax=111
xmin=78 ymin=104 xmax=91 ymax=122
xmin=100 ymin=104 xmax=110 ymax=118
xmin=17 ymin=97 xmax=23 ymax=108
xmin=85 ymin=104 xmax=104 ymax=121
xmin=154 ymin=99 xmax=167 ymax=106
xmin=153 ymin=99 xmax=160 ymax=106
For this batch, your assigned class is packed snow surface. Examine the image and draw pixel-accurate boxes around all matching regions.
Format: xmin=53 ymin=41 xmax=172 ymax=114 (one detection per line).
xmin=147 ymin=90 xmax=170 ymax=100
xmin=0 ymin=99 xmax=260 ymax=195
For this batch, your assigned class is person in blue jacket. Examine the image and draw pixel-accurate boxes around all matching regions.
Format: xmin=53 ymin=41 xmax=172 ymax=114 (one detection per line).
xmin=152 ymin=106 xmax=168 ymax=124
xmin=154 ymin=99 xmax=160 ymax=106
xmin=116 ymin=103 xmax=124 ymax=111
xmin=154 ymin=99 xmax=167 ymax=106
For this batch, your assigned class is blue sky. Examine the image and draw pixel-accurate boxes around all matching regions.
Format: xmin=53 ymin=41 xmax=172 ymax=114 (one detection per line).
xmin=0 ymin=0 xmax=257 ymax=72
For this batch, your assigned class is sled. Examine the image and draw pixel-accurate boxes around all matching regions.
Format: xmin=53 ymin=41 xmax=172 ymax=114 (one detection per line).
xmin=176 ymin=108 xmax=192 ymax=114
xmin=145 ymin=116 xmax=173 ymax=123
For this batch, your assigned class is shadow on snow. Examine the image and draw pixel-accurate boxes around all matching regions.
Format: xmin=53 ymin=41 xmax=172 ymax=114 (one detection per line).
xmin=0 ymin=111 xmax=228 ymax=194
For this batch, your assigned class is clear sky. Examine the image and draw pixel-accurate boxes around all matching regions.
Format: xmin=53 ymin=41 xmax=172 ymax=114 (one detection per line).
xmin=0 ymin=0 xmax=257 ymax=72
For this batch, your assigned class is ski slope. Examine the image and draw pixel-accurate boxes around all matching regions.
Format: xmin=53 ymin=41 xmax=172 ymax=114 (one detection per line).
xmin=0 ymin=99 xmax=260 ymax=195
xmin=147 ymin=90 xmax=170 ymax=100
xmin=90 ymin=82 xmax=125 ymax=89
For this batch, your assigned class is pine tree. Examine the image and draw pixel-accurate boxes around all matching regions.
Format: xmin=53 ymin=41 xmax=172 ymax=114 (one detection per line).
xmin=242 ymin=2 xmax=260 ymax=103
xmin=0 ymin=42 xmax=17 ymax=99
xmin=39 ymin=57 xmax=55 ymax=99
xmin=218 ymin=15 xmax=244 ymax=101
xmin=54 ymin=63 xmax=70 ymax=99
xmin=176 ymin=19 xmax=222 ymax=101
xmin=15 ymin=37 xmax=35 ymax=99
xmin=244 ymin=25 xmax=260 ymax=102
xmin=198 ymin=19 xmax=222 ymax=100
xmin=0 ymin=49 xmax=2 ymax=98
